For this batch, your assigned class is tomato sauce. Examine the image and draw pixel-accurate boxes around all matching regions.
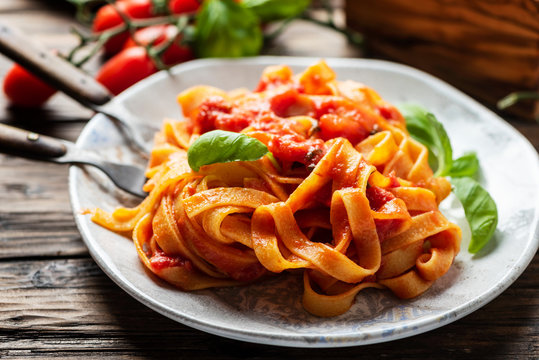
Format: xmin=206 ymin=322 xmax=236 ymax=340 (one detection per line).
xmin=188 ymin=72 xmax=396 ymax=168
xmin=366 ymin=186 xmax=396 ymax=211
xmin=150 ymin=250 xmax=191 ymax=271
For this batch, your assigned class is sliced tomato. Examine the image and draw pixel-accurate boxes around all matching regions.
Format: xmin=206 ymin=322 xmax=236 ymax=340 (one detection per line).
xmin=3 ymin=64 xmax=56 ymax=107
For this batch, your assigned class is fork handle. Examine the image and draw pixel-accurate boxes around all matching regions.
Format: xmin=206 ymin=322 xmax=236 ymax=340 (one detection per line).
xmin=0 ymin=24 xmax=112 ymax=107
xmin=0 ymin=123 xmax=67 ymax=159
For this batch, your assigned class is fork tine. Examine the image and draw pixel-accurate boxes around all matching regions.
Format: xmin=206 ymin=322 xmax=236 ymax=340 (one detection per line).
xmin=56 ymin=142 xmax=148 ymax=198
xmin=91 ymin=160 xmax=148 ymax=198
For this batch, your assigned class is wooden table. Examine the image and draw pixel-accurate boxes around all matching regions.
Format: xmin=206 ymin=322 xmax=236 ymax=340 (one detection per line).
xmin=0 ymin=1 xmax=538 ymax=358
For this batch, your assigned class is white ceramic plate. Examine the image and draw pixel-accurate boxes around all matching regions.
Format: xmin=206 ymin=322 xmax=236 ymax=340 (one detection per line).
xmin=70 ymin=57 xmax=539 ymax=348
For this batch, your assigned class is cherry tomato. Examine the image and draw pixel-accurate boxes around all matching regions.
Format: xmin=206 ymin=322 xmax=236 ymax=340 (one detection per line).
xmin=3 ymin=64 xmax=56 ymax=107
xmin=169 ymin=0 xmax=200 ymax=14
xmin=92 ymin=0 xmax=154 ymax=55
xmin=123 ymin=25 xmax=193 ymax=65
xmin=95 ymin=46 xmax=157 ymax=95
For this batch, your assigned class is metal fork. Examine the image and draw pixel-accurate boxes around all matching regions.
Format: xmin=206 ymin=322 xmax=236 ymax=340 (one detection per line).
xmin=0 ymin=23 xmax=159 ymax=155
xmin=0 ymin=123 xmax=147 ymax=198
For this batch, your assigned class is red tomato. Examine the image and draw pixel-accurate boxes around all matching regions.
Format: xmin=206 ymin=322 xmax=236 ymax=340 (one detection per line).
xmin=3 ymin=64 xmax=56 ymax=107
xmin=366 ymin=186 xmax=396 ymax=211
xmin=269 ymin=134 xmax=325 ymax=165
xmin=269 ymin=88 xmax=299 ymax=117
xmin=92 ymin=0 xmax=155 ymax=55
xmin=123 ymin=25 xmax=193 ymax=65
xmin=95 ymin=46 xmax=157 ymax=95
xmin=318 ymin=113 xmax=369 ymax=145
xmin=169 ymin=0 xmax=200 ymax=14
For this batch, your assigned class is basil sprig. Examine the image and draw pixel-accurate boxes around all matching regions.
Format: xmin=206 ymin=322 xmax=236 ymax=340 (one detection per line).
xmin=187 ymin=130 xmax=271 ymax=172
xmin=399 ymin=104 xmax=498 ymax=254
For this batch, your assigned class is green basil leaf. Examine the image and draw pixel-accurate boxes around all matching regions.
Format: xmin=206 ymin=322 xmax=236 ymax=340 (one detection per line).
xmin=449 ymin=152 xmax=479 ymax=178
xmin=241 ymin=0 xmax=311 ymax=22
xmin=451 ymin=177 xmax=498 ymax=253
xmin=399 ymin=104 xmax=453 ymax=176
xmin=187 ymin=130 xmax=270 ymax=171
xmin=194 ymin=0 xmax=263 ymax=58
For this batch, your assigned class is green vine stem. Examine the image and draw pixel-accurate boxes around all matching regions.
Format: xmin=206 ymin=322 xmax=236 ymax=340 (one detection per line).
xmin=63 ymin=13 xmax=193 ymax=69
xmin=497 ymin=91 xmax=539 ymax=110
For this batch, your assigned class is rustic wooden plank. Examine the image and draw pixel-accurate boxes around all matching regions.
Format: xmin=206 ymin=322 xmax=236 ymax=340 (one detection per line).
xmin=0 ymin=155 xmax=73 ymax=212
xmin=0 ymin=148 xmax=88 ymax=258
xmin=0 ymin=210 xmax=86 ymax=259
xmin=345 ymin=0 xmax=539 ymax=120
xmin=0 ymin=256 xmax=536 ymax=358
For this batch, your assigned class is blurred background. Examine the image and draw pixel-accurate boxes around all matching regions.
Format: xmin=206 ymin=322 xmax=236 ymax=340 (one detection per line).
xmin=1 ymin=0 xmax=537 ymax=145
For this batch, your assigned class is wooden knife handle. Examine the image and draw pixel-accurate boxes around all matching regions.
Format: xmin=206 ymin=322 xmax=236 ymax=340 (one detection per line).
xmin=0 ymin=23 xmax=112 ymax=106
xmin=0 ymin=123 xmax=67 ymax=159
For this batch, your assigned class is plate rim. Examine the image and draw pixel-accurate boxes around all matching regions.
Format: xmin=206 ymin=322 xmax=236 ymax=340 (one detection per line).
xmin=69 ymin=56 xmax=539 ymax=348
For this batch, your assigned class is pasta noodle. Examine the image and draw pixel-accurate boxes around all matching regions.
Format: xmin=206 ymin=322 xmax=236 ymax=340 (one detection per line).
xmin=89 ymin=61 xmax=461 ymax=317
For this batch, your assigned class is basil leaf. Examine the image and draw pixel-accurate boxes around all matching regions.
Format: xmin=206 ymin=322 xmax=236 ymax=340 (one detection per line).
xmin=400 ymin=104 xmax=499 ymax=254
xmin=242 ymin=0 xmax=311 ymax=22
xmin=399 ymin=104 xmax=453 ymax=176
xmin=187 ymin=130 xmax=270 ymax=171
xmin=449 ymin=152 xmax=479 ymax=178
xmin=451 ymin=177 xmax=498 ymax=253
xmin=194 ymin=0 xmax=263 ymax=58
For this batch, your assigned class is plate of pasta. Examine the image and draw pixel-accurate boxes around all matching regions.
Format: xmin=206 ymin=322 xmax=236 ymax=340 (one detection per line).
xmin=70 ymin=57 xmax=539 ymax=347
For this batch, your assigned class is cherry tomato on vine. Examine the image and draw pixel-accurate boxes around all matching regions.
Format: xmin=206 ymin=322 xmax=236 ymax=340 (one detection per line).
xmin=123 ymin=25 xmax=194 ymax=65
xmin=95 ymin=46 xmax=157 ymax=95
xmin=92 ymin=0 xmax=154 ymax=55
xmin=3 ymin=64 xmax=56 ymax=107
xmin=169 ymin=0 xmax=200 ymax=14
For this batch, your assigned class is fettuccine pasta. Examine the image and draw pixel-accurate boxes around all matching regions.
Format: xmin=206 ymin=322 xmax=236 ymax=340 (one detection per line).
xmin=89 ymin=61 xmax=461 ymax=317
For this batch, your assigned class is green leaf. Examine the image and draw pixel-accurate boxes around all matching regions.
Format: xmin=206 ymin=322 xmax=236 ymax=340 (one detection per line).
xmin=241 ymin=0 xmax=311 ymax=22
xmin=451 ymin=177 xmax=498 ymax=253
xmin=399 ymin=104 xmax=453 ymax=176
xmin=187 ymin=130 xmax=270 ymax=172
xmin=194 ymin=0 xmax=263 ymax=58
xmin=400 ymin=104 xmax=499 ymax=254
xmin=449 ymin=152 xmax=479 ymax=178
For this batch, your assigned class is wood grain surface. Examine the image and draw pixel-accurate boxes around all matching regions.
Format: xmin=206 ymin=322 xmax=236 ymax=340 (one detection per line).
xmin=0 ymin=1 xmax=537 ymax=359
xmin=346 ymin=0 xmax=539 ymax=120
